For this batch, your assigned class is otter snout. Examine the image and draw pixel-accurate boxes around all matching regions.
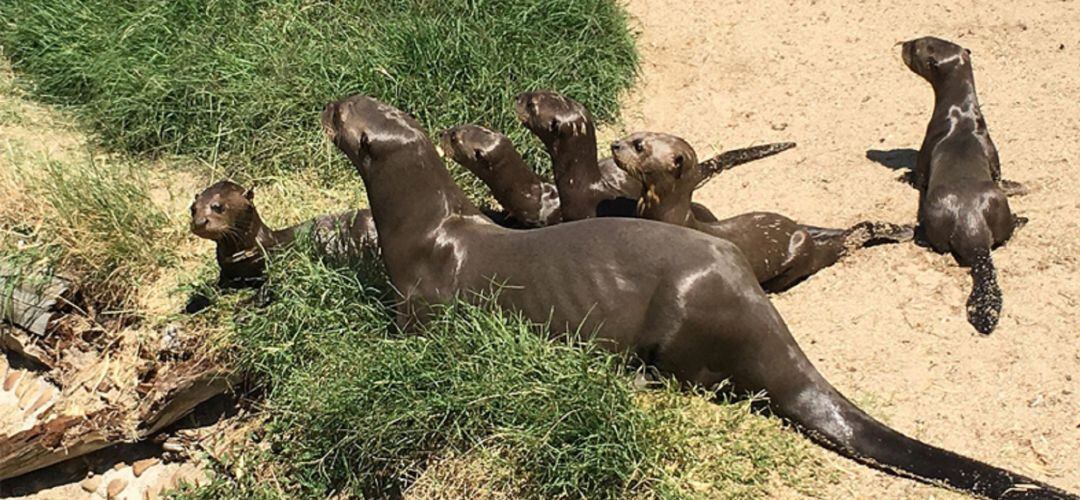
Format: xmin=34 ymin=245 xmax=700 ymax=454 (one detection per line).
xmin=438 ymin=129 xmax=458 ymax=158
xmin=190 ymin=217 xmax=217 ymax=240
xmin=609 ymin=141 xmax=636 ymax=174
xmin=901 ymin=40 xmax=914 ymax=69
xmin=321 ymin=101 xmax=339 ymax=141
xmin=513 ymin=94 xmax=531 ymax=123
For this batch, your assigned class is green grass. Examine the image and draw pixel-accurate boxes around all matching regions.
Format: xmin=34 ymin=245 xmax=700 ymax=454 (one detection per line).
xmin=0 ymin=143 xmax=178 ymax=310
xmin=0 ymin=0 xmax=638 ymax=196
xmin=174 ymin=249 xmax=828 ymax=499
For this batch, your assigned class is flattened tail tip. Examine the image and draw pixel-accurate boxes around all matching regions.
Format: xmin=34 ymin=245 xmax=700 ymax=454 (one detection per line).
xmin=966 ymin=252 xmax=1002 ymax=335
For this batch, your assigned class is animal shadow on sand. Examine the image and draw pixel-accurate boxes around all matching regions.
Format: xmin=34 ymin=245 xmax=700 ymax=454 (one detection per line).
xmin=866 ymin=148 xmax=919 ymax=187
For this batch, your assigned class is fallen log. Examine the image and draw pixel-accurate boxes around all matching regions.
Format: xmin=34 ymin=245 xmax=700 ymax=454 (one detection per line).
xmin=0 ymin=358 xmax=238 ymax=481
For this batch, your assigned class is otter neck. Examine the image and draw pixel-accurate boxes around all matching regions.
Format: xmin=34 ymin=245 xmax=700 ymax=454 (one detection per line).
xmin=548 ymin=123 xmax=602 ymax=219
xmin=636 ymin=184 xmax=698 ymax=229
xmin=931 ymin=66 xmax=979 ymax=115
xmin=364 ymin=146 xmax=481 ymax=272
xmin=215 ymin=208 xmax=279 ymax=265
xmin=488 ymin=155 xmax=547 ymax=214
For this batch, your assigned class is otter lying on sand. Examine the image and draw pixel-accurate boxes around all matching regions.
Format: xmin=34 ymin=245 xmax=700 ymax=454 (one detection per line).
xmin=611 ymin=131 xmax=912 ymax=292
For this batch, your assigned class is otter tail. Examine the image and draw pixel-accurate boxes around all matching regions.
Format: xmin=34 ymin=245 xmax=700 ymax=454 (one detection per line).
xmin=696 ymin=142 xmax=796 ymax=187
xmin=776 ymin=382 xmax=1075 ymax=499
xmin=966 ymin=247 xmax=1002 ymax=334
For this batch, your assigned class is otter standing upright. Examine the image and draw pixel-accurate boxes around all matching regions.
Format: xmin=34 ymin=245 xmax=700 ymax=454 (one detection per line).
xmin=514 ymin=91 xmax=722 ymax=222
xmin=902 ymin=36 xmax=1018 ymax=334
xmin=442 ymin=123 xmax=796 ymax=228
xmin=323 ymin=93 xmax=1075 ymax=499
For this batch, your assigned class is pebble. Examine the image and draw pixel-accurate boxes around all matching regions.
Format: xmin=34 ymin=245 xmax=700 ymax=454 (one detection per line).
xmin=133 ymin=457 xmax=159 ymax=477
xmin=80 ymin=475 xmax=101 ymax=493
xmin=107 ymin=478 xmax=128 ymax=499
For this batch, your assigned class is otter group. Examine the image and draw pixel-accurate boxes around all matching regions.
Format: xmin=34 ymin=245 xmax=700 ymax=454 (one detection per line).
xmin=188 ymin=36 xmax=1073 ymax=498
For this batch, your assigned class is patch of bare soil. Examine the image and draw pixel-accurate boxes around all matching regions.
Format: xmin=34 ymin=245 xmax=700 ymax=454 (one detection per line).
xmin=600 ymin=0 xmax=1078 ymax=496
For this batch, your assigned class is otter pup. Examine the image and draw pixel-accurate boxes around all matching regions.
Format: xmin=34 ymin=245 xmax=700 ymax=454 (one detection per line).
xmin=442 ymin=123 xmax=797 ymax=228
xmin=902 ymin=36 xmax=1020 ymax=334
xmin=189 ymin=180 xmax=377 ymax=293
xmin=514 ymin=91 xmax=730 ymax=222
xmin=611 ymin=132 xmax=913 ymax=292
xmin=322 ymin=94 xmax=1076 ymax=499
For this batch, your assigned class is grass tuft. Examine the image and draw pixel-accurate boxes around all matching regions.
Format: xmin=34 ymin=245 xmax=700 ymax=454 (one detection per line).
xmin=0 ymin=0 xmax=638 ymax=197
xmin=1 ymin=144 xmax=179 ymax=310
xmin=177 ymin=249 xmax=830 ymax=499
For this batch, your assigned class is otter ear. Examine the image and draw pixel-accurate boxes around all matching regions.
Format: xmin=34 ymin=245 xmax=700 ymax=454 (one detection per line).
xmin=243 ymin=187 xmax=255 ymax=201
xmin=927 ymin=56 xmax=939 ymax=69
xmin=473 ymin=148 xmax=484 ymax=162
xmin=548 ymin=118 xmax=559 ymax=133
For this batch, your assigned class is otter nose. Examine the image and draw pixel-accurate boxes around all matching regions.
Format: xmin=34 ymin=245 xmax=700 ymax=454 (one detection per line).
xmin=194 ymin=217 xmax=208 ymax=228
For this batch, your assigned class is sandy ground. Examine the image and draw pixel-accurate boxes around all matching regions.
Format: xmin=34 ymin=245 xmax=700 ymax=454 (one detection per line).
xmin=598 ymin=0 xmax=1079 ymax=496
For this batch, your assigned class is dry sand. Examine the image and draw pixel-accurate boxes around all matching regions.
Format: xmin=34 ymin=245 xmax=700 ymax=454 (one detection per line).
xmin=599 ymin=0 xmax=1079 ymax=496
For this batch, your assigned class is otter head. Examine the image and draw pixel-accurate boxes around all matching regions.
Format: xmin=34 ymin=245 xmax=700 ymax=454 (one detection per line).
xmin=190 ymin=180 xmax=256 ymax=241
xmin=513 ymin=91 xmax=593 ymax=147
xmin=610 ymin=132 xmax=698 ymax=206
xmin=901 ymin=36 xmax=971 ymax=83
xmin=439 ymin=124 xmax=513 ymax=179
xmin=321 ymin=94 xmax=428 ymax=179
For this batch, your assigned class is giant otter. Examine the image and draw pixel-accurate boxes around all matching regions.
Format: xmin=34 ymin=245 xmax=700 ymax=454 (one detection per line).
xmin=902 ymin=36 xmax=1021 ymax=334
xmin=321 ymin=93 xmax=1074 ymax=499
xmin=515 ymin=91 xmax=744 ymax=222
xmin=611 ymin=131 xmax=912 ymax=292
xmin=188 ymin=180 xmax=378 ymax=311
xmin=441 ymin=123 xmax=796 ymax=228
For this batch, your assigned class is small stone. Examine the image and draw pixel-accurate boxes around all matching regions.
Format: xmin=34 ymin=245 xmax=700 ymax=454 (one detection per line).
xmin=113 ymin=462 xmax=126 ymax=470
xmin=18 ymin=385 xmax=39 ymax=409
xmin=3 ymin=371 xmax=20 ymax=391
xmin=80 ymin=475 xmax=102 ymax=493
xmin=144 ymin=488 xmax=159 ymax=500
xmin=14 ymin=375 xmax=32 ymax=398
xmin=132 ymin=458 xmax=159 ymax=477
xmin=107 ymin=478 xmax=128 ymax=499
xmin=27 ymin=389 xmax=54 ymax=414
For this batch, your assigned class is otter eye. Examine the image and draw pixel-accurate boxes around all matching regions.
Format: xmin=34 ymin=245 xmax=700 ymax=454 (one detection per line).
xmin=211 ymin=203 xmax=224 ymax=214
xmin=633 ymin=140 xmax=644 ymax=153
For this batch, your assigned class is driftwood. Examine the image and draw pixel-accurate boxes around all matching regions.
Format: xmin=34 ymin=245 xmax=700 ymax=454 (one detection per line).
xmin=0 ymin=359 xmax=238 ymax=481
xmin=0 ymin=265 xmax=72 ymax=337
